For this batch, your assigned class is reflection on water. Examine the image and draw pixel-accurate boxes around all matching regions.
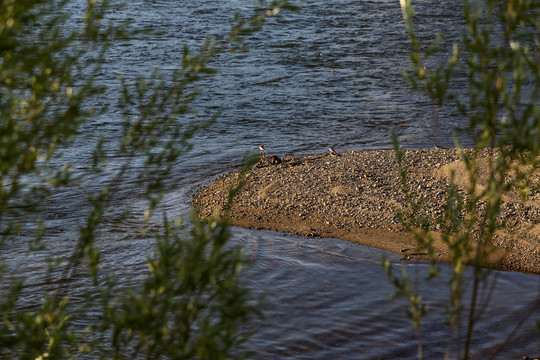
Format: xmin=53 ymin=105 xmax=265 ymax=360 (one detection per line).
xmin=231 ymin=228 xmax=540 ymax=359
xmin=2 ymin=0 xmax=539 ymax=358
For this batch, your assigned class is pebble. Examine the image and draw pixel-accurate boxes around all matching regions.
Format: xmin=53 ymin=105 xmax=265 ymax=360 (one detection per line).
xmin=192 ymin=148 xmax=540 ymax=274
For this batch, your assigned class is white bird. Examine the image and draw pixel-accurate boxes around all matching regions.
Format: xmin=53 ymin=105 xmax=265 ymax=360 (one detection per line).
xmin=259 ymin=145 xmax=267 ymax=156
xmin=328 ymin=147 xmax=338 ymax=157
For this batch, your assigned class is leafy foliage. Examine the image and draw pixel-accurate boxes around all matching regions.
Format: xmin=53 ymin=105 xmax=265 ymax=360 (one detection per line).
xmin=388 ymin=0 xmax=539 ymax=359
xmin=0 ymin=0 xmax=290 ymax=358
xmin=100 ymin=217 xmax=260 ymax=359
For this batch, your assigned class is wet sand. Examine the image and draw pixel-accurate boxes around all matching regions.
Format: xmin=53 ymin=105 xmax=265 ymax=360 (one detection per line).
xmin=191 ymin=148 xmax=540 ymax=274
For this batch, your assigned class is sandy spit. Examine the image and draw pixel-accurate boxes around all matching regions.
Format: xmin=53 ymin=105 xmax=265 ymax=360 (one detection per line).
xmin=191 ymin=148 xmax=540 ymax=274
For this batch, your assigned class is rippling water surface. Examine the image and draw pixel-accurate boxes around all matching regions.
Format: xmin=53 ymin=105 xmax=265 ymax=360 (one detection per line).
xmin=4 ymin=0 xmax=539 ymax=358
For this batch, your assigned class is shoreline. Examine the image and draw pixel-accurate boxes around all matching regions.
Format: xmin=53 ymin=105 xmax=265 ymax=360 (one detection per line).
xmin=191 ymin=148 xmax=540 ymax=274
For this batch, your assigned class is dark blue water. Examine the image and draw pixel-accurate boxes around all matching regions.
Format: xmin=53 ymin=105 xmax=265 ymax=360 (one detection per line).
xmin=3 ymin=0 xmax=539 ymax=358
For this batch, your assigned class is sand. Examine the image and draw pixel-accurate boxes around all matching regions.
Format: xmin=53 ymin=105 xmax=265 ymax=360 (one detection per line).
xmin=191 ymin=148 xmax=540 ymax=274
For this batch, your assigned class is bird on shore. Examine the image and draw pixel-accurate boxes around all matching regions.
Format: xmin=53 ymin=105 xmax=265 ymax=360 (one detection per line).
xmin=328 ymin=147 xmax=339 ymax=157
xmin=259 ymin=145 xmax=267 ymax=157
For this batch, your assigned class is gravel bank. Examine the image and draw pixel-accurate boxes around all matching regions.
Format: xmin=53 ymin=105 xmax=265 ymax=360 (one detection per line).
xmin=192 ymin=148 xmax=540 ymax=274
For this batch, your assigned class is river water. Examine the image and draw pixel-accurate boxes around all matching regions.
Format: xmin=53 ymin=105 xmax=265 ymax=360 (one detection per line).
xmin=5 ymin=0 xmax=540 ymax=358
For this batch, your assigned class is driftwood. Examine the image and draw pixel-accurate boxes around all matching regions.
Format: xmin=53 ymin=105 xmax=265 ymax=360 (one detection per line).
xmin=255 ymin=152 xmax=296 ymax=168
